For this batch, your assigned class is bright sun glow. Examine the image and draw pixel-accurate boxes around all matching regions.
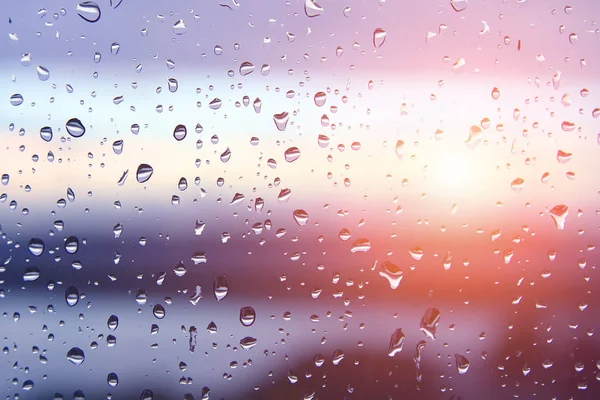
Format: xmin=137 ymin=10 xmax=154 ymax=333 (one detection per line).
xmin=433 ymin=153 xmax=473 ymax=187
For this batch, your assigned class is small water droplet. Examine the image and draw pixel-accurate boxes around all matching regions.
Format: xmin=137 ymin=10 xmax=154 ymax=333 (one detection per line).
xmin=314 ymin=91 xmax=327 ymax=107
xmin=65 ymin=236 xmax=79 ymax=254
xmin=214 ymin=276 xmax=229 ymax=301
xmin=240 ymin=337 xmax=257 ymax=350
xmin=37 ymin=65 xmax=50 ymax=81
xmin=455 ymin=354 xmax=470 ymax=374
xmin=240 ymin=307 xmax=256 ymax=326
xmin=351 ymin=238 xmax=371 ymax=253
xmin=65 ymin=118 xmax=85 ymax=138
xmin=556 ymin=150 xmax=572 ymax=163
xmin=388 ymin=328 xmax=405 ymax=356
xmin=220 ymin=147 xmax=232 ymax=163
xmin=450 ymin=0 xmax=468 ymax=12
xmin=10 ymin=94 xmax=24 ymax=106
xmin=510 ymin=178 xmax=525 ymax=191
xmin=28 ymin=238 xmax=45 ymax=256
xmin=67 ymin=347 xmax=85 ymax=365
xmin=65 ymin=285 xmax=79 ymax=306
xmin=420 ymin=308 xmax=441 ymax=339
xmin=239 ymin=61 xmax=255 ymax=76
xmin=491 ymin=87 xmax=500 ymax=100
xmin=173 ymin=19 xmax=186 ymax=35
xmin=153 ymin=304 xmax=165 ymax=319
xmin=304 ymin=0 xmax=324 ymax=17
xmin=284 ymin=147 xmax=301 ymax=163
xmin=549 ymin=204 xmax=568 ymax=230
xmin=107 ymin=315 xmax=118 ymax=331
xmin=273 ymin=112 xmax=289 ymax=131
xmin=167 ymin=78 xmax=178 ymax=93
xmin=173 ymin=124 xmax=187 ymax=141
xmin=293 ymin=209 xmax=309 ymax=226
xmin=107 ymin=372 xmax=119 ymax=387
xmin=373 ymin=28 xmax=387 ymax=48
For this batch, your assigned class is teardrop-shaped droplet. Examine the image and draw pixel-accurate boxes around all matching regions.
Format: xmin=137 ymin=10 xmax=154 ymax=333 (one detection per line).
xmin=107 ymin=315 xmax=118 ymax=331
xmin=292 ymin=209 xmax=309 ymax=226
xmin=273 ymin=112 xmax=289 ymax=131
xmin=173 ymin=124 xmax=187 ymax=141
xmin=65 ymin=285 xmax=80 ymax=307
xmin=420 ymin=308 xmax=441 ymax=339
xmin=253 ymin=98 xmax=262 ymax=113
xmin=77 ymin=1 xmax=101 ymax=22
xmin=214 ymin=276 xmax=229 ymax=301
xmin=379 ymin=260 xmax=402 ymax=288
xmin=37 ymin=65 xmax=50 ymax=81
xmin=373 ymin=28 xmax=387 ymax=48
xmin=67 ymin=347 xmax=85 ymax=365
xmin=395 ymin=140 xmax=405 ymax=159
xmin=455 ymin=354 xmax=470 ymax=374
xmin=388 ymin=328 xmax=405 ymax=356
xmin=549 ymin=204 xmax=568 ymax=230
xmin=65 ymin=118 xmax=85 ymax=138
xmin=220 ymin=147 xmax=232 ymax=163
xmin=136 ymin=164 xmax=154 ymax=183
xmin=491 ymin=87 xmax=500 ymax=100
xmin=240 ymin=306 xmax=256 ymax=327
xmin=110 ymin=42 xmax=120 ymax=55
xmin=107 ymin=372 xmax=119 ymax=387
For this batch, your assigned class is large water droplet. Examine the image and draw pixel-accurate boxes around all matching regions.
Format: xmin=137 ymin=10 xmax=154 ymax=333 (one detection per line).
xmin=107 ymin=372 xmax=119 ymax=387
xmin=39 ymin=126 xmax=53 ymax=142
xmin=67 ymin=347 xmax=85 ymax=365
xmin=420 ymin=308 xmax=441 ymax=339
xmin=28 ymin=238 xmax=45 ymax=256
xmin=465 ymin=125 xmax=483 ymax=148
xmin=173 ymin=124 xmax=187 ymax=141
xmin=23 ymin=267 xmax=40 ymax=282
xmin=284 ymin=147 xmax=301 ymax=163
xmin=561 ymin=121 xmax=575 ymax=131
xmin=65 ymin=285 xmax=79 ymax=307
xmin=240 ymin=337 xmax=257 ymax=350
xmin=388 ymin=328 xmax=405 ymax=356
xmin=77 ymin=1 xmax=101 ymax=23
xmin=273 ymin=112 xmax=289 ymax=131
xmin=332 ymin=349 xmax=345 ymax=365
xmin=556 ymin=150 xmax=572 ymax=163
xmin=173 ymin=19 xmax=186 ymax=35
xmin=510 ymin=178 xmax=525 ymax=191
xmin=10 ymin=94 xmax=24 ymax=106
xmin=107 ymin=315 xmax=118 ymax=331
xmin=65 ymin=118 xmax=85 ymax=138
xmin=239 ymin=62 xmax=255 ymax=76
xmin=351 ymin=238 xmax=371 ymax=253
xmin=214 ymin=276 xmax=229 ymax=301
xmin=153 ymin=304 xmax=165 ymax=319
xmin=209 ymin=98 xmax=222 ymax=110
xmin=293 ymin=209 xmax=309 ymax=226
xmin=373 ymin=28 xmax=387 ymax=48
xmin=65 ymin=236 xmax=79 ymax=254
xmin=240 ymin=307 xmax=256 ymax=327
xmin=314 ymin=92 xmax=327 ymax=107
xmin=167 ymin=78 xmax=178 ymax=93
xmin=37 ymin=65 xmax=50 ymax=81
xmin=549 ymin=204 xmax=568 ymax=230
xmin=304 ymin=0 xmax=324 ymax=17
xmin=379 ymin=261 xmax=402 ymax=289
xmin=136 ymin=164 xmax=154 ymax=183
xmin=112 ymin=140 xmax=123 ymax=155
xmin=450 ymin=0 xmax=468 ymax=12
xmin=455 ymin=354 xmax=470 ymax=374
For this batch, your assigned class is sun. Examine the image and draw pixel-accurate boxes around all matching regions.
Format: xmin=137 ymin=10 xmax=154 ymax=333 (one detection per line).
xmin=430 ymin=152 xmax=473 ymax=188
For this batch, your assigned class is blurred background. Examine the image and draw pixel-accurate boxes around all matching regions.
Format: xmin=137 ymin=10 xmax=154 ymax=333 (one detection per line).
xmin=0 ymin=0 xmax=599 ymax=398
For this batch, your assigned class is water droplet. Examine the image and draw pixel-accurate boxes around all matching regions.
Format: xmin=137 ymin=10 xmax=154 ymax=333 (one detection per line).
xmin=240 ymin=307 xmax=256 ymax=326
xmin=284 ymin=147 xmax=301 ymax=163
xmin=23 ymin=267 xmax=40 ymax=282
xmin=491 ymin=87 xmax=500 ymax=100
xmin=373 ymin=28 xmax=387 ymax=48
xmin=140 ymin=389 xmax=154 ymax=400
xmin=351 ymin=238 xmax=371 ymax=253
xmin=65 ymin=285 xmax=79 ymax=306
xmin=332 ymin=349 xmax=345 ymax=365
xmin=22 ymin=380 xmax=34 ymax=391
xmin=278 ymin=188 xmax=292 ymax=202
xmin=209 ymin=98 xmax=222 ymax=110
xmin=110 ymin=42 xmax=120 ymax=55
xmin=339 ymin=228 xmax=351 ymax=241
xmin=65 ymin=236 xmax=79 ymax=254
xmin=455 ymin=354 xmax=470 ymax=374
xmin=214 ymin=276 xmax=229 ymax=301
xmin=136 ymin=164 xmax=154 ymax=183
xmin=10 ymin=94 xmax=24 ymax=106
xmin=67 ymin=347 xmax=85 ymax=365
xmin=112 ymin=140 xmax=123 ymax=155
xmin=561 ymin=121 xmax=575 ymax=131
xmin=465 ymin=125 xmax=483 ymax=148
xmin=220 ymin=147 xmax=232 ymax=163
xmin=592 ymin=108 xmax=600 ymax=119
xmin=239 ymin=61 xmax=255 ymax=76
xmin=273 ymin=112 xmax=289 ymax=131
xmin=395 ymin=140 xmax=405 ymax=159
xmin=153 ymin=304 xmax=165 ymax=319
xmin=409 ymin=247 xmax=424 ymax=260
xmin=28 ymin=238 xmax=45 ymax=256
xmin=240 ymin=337 xmax=257 ymax=350
xmin=173 ymin=19 xmax=186 ymax=35
xmin=314 ymin=91 xmax=327 ymax=107
xmin=293 ymin=209 xmax=309 ymax=226
xmin=107 ymin=315 xmax=118 ymax=331
xmin=167 ymin=78 xmax=178 ymax=93
xmin=420 ymin=308 xmax=441 ymax=339
xmin=388 ymin=328 xmax=405 ymax=356
xmin=450 ymin=0 xmax=468 ymax=12
xmin=541 ymin=172 xmax=550 ymax=184
xmin=171 ymin=124 xmax=187 ymax=141
xmin=107 ymin=372 xmax=119 ymax=387
xmin=556 ymin=150 xmax=572 ymax=163
xmin=379 ymin=261 xmax=402 ymax=289
xmin=510 ymin=178 xmax=525 ymax=191
xmin=37 ymin=65 xmax=50 ymax=81
xmin=549 ymin=204 xmax=568 ymax=230
xmin=65 ymin=118 xmax=85 ymax=138
xmin=77 ymin=1 xmax=101 ymax=23
xmin=304 ymin=0 xmax=324 ymax=17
